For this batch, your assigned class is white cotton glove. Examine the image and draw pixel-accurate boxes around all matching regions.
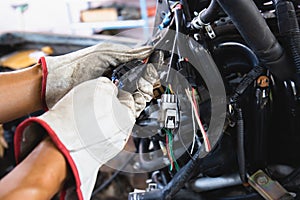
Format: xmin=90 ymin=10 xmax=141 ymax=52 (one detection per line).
xmin=14 ymin=64 xmax=159 ymax=200
xmin=39 ymin=43 xmax=153 ymax=109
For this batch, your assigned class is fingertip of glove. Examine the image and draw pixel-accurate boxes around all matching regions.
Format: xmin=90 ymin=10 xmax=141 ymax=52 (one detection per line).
xmin=95 ymin=77 xmax=119 ymax=96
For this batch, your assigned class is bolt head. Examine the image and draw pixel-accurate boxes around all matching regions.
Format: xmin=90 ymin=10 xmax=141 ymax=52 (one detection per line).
xmin=256 ymin=175 xmax=269 ymax=185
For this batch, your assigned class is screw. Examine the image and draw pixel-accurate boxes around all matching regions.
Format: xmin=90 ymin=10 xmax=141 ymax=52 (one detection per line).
xmin=256 ymin=175 xmax=269 ymax=185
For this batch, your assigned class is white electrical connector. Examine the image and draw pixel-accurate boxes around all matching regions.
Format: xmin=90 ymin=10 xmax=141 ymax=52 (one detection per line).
xmin=159 ymin=94 xmax=179 ymax=129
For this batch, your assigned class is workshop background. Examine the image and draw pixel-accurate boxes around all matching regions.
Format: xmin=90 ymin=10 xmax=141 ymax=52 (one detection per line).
xmin=0 ymin=0 xmax=156 ymax=39
xmin=0 ymin=1 xmax=156 ymax=200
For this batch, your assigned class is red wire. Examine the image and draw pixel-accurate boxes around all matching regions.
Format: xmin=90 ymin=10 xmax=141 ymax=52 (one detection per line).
xmin=166 ymin=133 xmax=174 ymax=170
xmin=192 ymin=88 xmax=199 ymax=112
xmin=191 ymin=88 xmax=211 ymax=151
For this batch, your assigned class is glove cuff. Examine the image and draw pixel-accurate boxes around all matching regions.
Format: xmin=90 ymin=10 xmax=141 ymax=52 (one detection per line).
xmin=39 ymin=57 xmax=49 ymax=111
xmin=15 ymin=117 xmax=85 ymax=200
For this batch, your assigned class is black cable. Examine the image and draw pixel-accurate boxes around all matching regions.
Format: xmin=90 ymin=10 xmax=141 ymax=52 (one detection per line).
xmin=91 ymin=153 xmax=135 ymax=197
xmin=138 ymin=144 xmax=201 ymax=200
xmin=236 ymin=107 xmax=247 ymax=183
xmin=230 ymin=65 xmax=264 ymax=103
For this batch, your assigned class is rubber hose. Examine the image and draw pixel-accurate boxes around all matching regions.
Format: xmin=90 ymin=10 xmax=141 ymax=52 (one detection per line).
xmin=200 ymin=0 xmax=220 ymax=24
xmin=216 ymin=0 xmax=294 ymax=80
xmin=273 ymin=0 xmax=300 ymax=74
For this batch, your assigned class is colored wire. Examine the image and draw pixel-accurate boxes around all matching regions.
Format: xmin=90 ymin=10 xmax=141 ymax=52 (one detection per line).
xmin=167 ymin=130 xmax=180 ymax=172
xmin=192 ymin=88 xmax=199 ymax=112
xmin=164 ymin=128 xmax=180 ymax=172
xmin=177 ymin=115 xmax=196 ymax=159
xmin=190 ymin=101 xmax=197 ymax=154
xmin=192 ymin=90 xmax=211 ymax=151
xmin=168 ymin=84 xmax=174 ymax=94
xmin=191 ymin=89 xmax=211 ymax=151
xmin=165 ymin=87 xmax=170 ymax=94
xmin=190 ymin=88 xmax=198 ymax=154
xmin=185 ymin=89 xmax=211 ymax=152
xmin=165 ymin=129 xmax=174 ymax=171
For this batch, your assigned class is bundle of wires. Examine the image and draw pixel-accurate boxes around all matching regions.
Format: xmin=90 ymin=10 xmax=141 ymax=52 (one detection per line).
xmin=185 ymin=88 xmax=211 ymax=152
xmin=164 ymin=128 xmax=180 ymax=172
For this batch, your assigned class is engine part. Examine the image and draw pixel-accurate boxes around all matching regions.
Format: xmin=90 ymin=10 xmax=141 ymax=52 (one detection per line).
xmin=137 ymin=138 xmax=169 ymax=172
xmin=128 ymin=146 xmax=201 ymax=200
xmin=216 ymin=0 xmax=294 ymax=80
xmin=248 ymin=170 xmax=294 ymax=200
xmin=247 ymin=76 xmax=271 ymax=171
xmin=190 ymin=173 xmax=242 ymax=192
xmin=282 ymin=166 xmax=300 ymax=191
xmin=273 ymin=0 xmax=300 ymax=78
xmin=191 ymin=0 xmax=220 ymax=34
xmin=199 ymin=0 xmax=219 ymax=24
xmin=191 ymin=5 xmax=217 ymax=39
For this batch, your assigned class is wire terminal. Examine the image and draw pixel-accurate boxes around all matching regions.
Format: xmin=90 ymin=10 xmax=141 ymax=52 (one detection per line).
xmin=159 ymin=94 xmax=179 ymax=129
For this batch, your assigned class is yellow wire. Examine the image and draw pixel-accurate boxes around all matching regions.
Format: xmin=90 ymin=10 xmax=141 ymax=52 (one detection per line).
xmin=168 ymin=84 xmax=174 ymax=94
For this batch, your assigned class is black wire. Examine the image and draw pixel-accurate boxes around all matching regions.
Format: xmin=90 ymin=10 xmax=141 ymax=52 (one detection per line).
xmin=91 ymin=153 xmax=135 ymax=197
xmin=236 ymin=107 xmax=247 ymax=183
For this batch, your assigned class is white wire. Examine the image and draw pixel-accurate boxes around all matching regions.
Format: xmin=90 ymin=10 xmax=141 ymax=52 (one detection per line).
xmin=185 ymin=88 xmax=211 ymax=152
xmin=190 ymin=96 xmax=196 ymax=154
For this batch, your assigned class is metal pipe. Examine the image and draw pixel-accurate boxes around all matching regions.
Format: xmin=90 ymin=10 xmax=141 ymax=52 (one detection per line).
xmin=190 ymin=173 xmax=242 ymax=192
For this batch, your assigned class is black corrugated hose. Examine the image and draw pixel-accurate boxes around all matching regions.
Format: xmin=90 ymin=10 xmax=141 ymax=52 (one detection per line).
xmin=216 ymin=0 xmax=294 ymax=80
xmin=139 ymin=146 xmax=201 ymax=200
xmin=273 ymin=0 xmax=300 ymax=79
xmin=236 ymin=107 xmax=247 ymax=184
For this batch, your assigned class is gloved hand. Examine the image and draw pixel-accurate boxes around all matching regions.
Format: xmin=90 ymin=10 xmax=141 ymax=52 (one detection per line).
xmin=40 ymin=43 xmax=153 ymax=109
xmin=0 ymin=124 xmax=8 ymax=158
xmin=15 ymin=63 xmax=159 ymax=200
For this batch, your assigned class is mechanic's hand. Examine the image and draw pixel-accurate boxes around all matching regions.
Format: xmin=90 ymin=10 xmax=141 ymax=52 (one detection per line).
xmin=0 ymin=124 xmax=8 ymax=158
xmin=40 ymin=43 xmax=153 ymax=109
xmin=15 ymin=63 xmax=159 ymax=200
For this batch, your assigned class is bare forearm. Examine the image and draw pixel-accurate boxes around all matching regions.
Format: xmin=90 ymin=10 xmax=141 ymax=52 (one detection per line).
xmin=0 ymin=137 xmax=68 ymax=200
xmin=0 ymin=64 xmax=43 ymax=123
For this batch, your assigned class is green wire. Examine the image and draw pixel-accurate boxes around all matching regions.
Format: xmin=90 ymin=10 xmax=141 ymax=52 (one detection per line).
xmin=165 ymin=87 xmax=170 ymax=94
xmin=168 ymin=131 xmax=173 ymax=171
xmin=167 ymin=130 xmax=180 ymax=172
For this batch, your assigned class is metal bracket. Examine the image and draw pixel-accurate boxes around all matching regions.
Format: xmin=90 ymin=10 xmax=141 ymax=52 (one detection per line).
xmin=205 ymin=24 xmax=216 ymax=39
xmin=248 ymin=170 xmax=294 ymax=200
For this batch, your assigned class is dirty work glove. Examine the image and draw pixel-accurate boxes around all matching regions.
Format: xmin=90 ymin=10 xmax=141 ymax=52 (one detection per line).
xmin=14 ymin=64 xmax=159 ymax=200
xmin=0 ymin=124 xmax=8 ymax=158
xmin=39 ymin=42 xmax=153 ymax=109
